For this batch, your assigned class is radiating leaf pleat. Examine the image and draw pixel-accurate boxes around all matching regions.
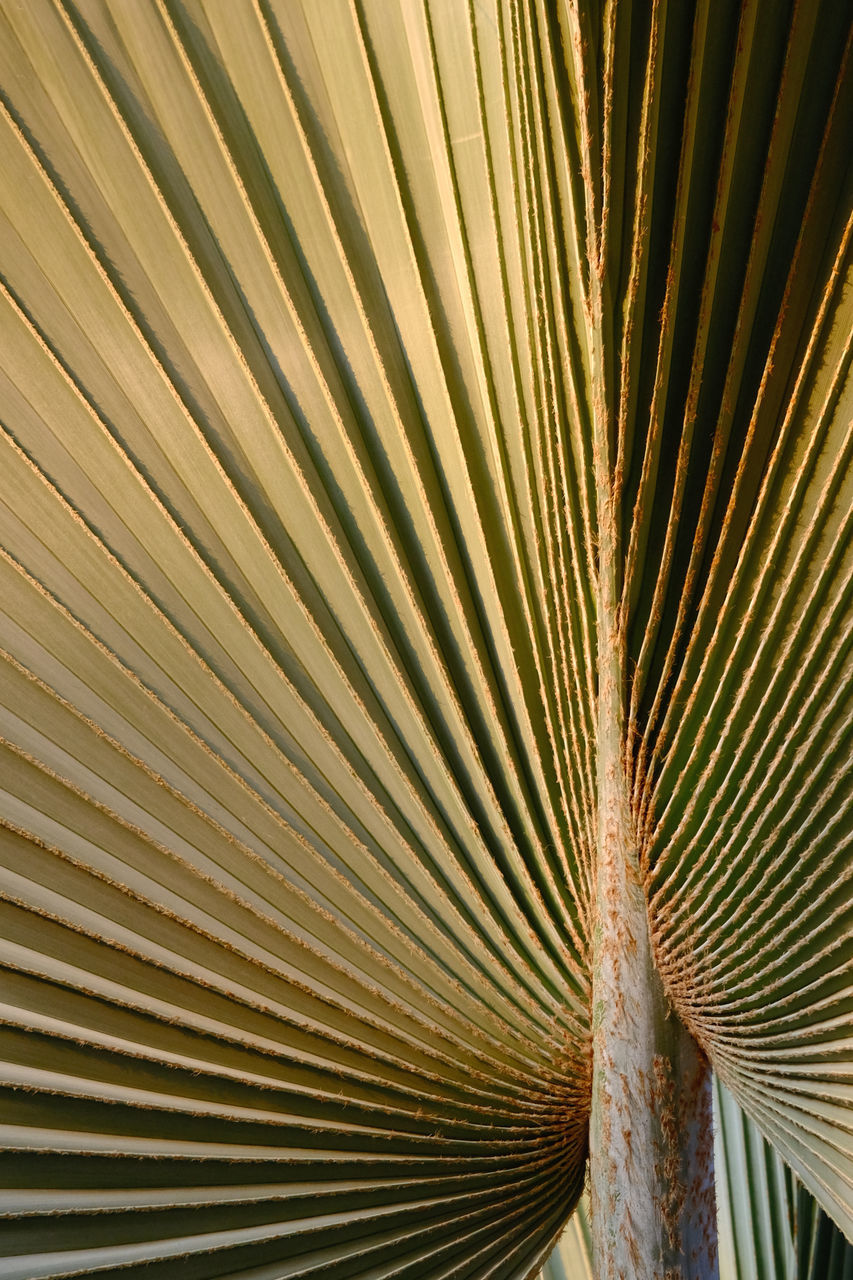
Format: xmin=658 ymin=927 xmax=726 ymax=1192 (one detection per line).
xmin=633 ymin=0 xmax=853 ymax=1238
xmin=0 ymin=0 xmax=850 ymax=1272
xmin=0 ymin=0 xmax=595 ymax=1272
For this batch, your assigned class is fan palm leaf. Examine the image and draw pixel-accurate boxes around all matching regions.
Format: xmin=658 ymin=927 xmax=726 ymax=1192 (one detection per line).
xmin=0 ymin=0 xmax=849 ymax=1274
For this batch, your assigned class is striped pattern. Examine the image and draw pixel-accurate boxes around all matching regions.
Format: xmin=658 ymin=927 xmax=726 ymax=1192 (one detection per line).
xmin=715 ymin=1080 xmax=853 ymax=1280
xmin=0 ymin=0 xmax=849 ymax=1275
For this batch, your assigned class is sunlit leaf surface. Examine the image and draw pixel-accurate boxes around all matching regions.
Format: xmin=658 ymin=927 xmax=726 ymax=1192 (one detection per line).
xmin=0 ymin=0 xmax=850 ymax=1274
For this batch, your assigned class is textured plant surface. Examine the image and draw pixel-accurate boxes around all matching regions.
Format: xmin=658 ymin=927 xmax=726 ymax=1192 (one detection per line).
xmin=0 ymin=0 xmax=850 ymax=1276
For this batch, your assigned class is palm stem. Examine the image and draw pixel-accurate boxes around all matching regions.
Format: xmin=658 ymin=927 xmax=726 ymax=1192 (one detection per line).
xmin=589 ymin=479 xmax=718 ymax=1275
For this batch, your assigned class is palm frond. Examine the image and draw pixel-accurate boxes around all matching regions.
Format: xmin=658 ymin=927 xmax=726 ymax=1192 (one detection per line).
xmin=0 ymin=0 xmax=850 ymax=1273
xmin=715 ymin=1079 xmax=853 ymax=1280
xmin=539 ymin=1196 xmax=593 ymax=1280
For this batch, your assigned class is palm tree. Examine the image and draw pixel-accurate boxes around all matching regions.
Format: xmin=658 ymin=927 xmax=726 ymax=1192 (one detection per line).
xmin=0 ymin=0 xmax=849 ymax=1274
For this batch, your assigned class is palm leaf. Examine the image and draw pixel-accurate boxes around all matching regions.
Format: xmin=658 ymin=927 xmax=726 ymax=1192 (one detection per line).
xmin=539 ymin=1197 xmax=593 ymax=1280
xmin=715 ymin=1079 xmax=853 ymax=1280
xmin=0 ymin=0 xmax=850 ymax=1274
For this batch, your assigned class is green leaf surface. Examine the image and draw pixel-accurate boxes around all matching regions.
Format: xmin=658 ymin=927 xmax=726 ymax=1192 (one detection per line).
xmin=0 ymin=0 xmax=850 ymax=1273
xmin=715 ymin=1078 xmax=853 ymax=1280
